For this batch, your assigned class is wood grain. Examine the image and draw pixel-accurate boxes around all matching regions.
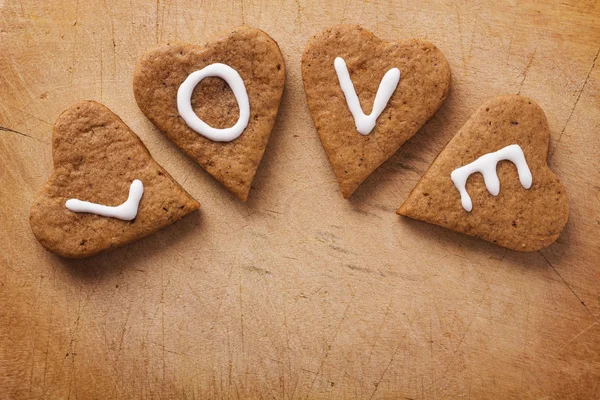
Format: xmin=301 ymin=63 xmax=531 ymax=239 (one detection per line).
xmin=1 ymin=0 xmax=599 ymax=398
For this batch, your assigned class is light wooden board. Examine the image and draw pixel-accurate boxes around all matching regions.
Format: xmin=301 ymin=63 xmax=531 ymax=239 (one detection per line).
xmin=1 ymin=0 xmax=599 ymax=398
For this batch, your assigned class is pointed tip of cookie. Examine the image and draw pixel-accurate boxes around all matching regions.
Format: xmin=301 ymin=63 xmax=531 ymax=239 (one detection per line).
xmin=222 ymin=180 xmax=250 ymax=202
xmin=396 ymin=198 xmax=414 ymax=216
xmin=187 ymin=198 xmax=201 ymax=212
xmin=341 ymin=189 xmax=352 ymax=199
xmin=339 ymin=180 xmax=359 ymax=199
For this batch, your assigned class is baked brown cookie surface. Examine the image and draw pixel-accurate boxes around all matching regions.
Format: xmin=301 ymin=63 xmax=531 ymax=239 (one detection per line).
xmin=398 ymin=95 xmax=569 ymax=252
xmin=29 ymin=101 xmax=200 ymax=258
xmin=133 ymin=26 xmax=285 ymax=201
xmin=301 ymin=24 xmax=451 ymax=198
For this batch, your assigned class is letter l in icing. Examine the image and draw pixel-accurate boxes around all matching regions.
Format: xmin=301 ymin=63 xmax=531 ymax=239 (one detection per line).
xmin=334 ymin=57 xmax=400 ymax=135
xmin=65 ymin=179 xmax=144 ymax=221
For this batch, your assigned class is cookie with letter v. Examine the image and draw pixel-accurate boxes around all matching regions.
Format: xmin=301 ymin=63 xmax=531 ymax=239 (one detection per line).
xmin=133 ymin=26 xmax=285 ymax=201
xmin=302 ymin=25 xmax=451 ymax=198
xmin=29 ymin=101 xmax=200 ymax=258
xmin=398 ymin=96 xmax=569 ymax=252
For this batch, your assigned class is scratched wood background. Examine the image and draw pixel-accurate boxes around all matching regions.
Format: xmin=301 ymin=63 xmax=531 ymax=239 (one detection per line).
xmin=1 ymin=0 xmax=599 ymax=398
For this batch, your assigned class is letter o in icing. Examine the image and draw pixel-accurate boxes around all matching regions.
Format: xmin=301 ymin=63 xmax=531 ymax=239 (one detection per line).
xmin=177 ymin=63 xmax=250 ymax=142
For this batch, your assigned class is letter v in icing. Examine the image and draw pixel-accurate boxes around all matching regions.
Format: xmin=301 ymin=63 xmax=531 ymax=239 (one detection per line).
xmin=334 ymin=57 xmax=400 ymax=135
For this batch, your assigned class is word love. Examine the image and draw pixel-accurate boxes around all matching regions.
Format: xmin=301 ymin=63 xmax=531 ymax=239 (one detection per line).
xmin=177 ymin=59 xmax=400 ymax=141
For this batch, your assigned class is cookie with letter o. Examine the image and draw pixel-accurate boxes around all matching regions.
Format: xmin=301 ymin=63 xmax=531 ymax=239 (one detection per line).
xmin=398 ymin=95 xmax=569 ymax=252
xmin=302 ymin=24 xmax=451 ymax=198
xmin=133 ymin=26 xmax=286 ymax=201
xmin=29 ymin=101 xmax=200 ymax=258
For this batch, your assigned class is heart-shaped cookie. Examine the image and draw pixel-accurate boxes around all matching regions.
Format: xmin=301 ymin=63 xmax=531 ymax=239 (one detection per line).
xmin=398 ymin=95 xmax=569 ymax=252
xmin=29 ymin=101 xmax=200 ymax=258
xmin=133 ymin=26 xmax=285 ymax=201
xmin=301 ymin=25 xmax=451 ymax=198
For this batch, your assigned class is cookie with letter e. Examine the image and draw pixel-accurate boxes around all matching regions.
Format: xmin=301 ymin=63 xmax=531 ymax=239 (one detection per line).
xmin=398 ymin=95 xmax=569 ymax=252
xmin=133 ymin=26 xmax=285 ymax=201
xmin=301 ymin=24 xmax=451 ymax=198
xmin=29 ymin=101 xmax=200 ymax=258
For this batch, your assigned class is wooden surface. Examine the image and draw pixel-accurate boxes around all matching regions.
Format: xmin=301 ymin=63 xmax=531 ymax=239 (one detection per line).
xmin=1 ymin=0 xmax=599 ymax=398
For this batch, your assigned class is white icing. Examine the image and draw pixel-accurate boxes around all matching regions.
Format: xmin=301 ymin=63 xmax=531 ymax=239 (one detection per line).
xmin=65 ymin=179 xmax=144 ymax=221
xmin=450 ymin=144 xmax=532 ymax=212
xmin=334 ymin=57 xmax=400 ymax=135
xmin=177 ymin=63 xmax=250 ymax=142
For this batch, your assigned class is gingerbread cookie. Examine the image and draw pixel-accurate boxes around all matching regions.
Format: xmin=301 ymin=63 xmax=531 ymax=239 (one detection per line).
xmin=301 ymin=25 xmax=451 ymax=198
xmin=29 ymin=101 xmax=200 ymax=258
xmin=398 ymin=95 xmax=569 ymax=252
xmin=133 ymin=26 xmax=285 ymax=201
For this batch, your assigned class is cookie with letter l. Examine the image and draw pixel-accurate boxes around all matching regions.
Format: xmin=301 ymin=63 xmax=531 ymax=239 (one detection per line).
xmin=30 ymin=101 xmax=200 ymax=258
xmin=398 ymin=95 xmax=569 ymax=252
